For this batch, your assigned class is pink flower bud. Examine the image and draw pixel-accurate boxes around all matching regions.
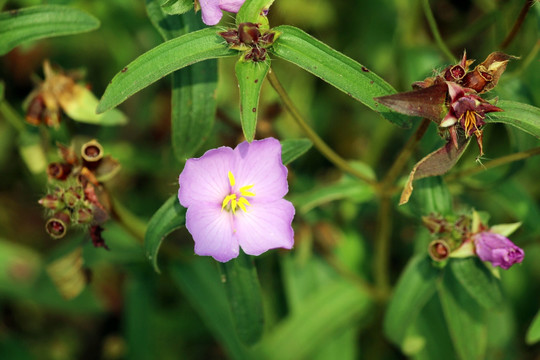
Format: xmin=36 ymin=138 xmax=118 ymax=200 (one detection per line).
xmin=474 ymin=232 xmax=524 ymax=270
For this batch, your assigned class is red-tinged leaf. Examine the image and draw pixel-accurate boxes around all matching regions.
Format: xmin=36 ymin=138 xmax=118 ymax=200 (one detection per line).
xmin=400 ymin=137 xmax=470 ymax=205
xmin=374 ymin=83 xmax=448 ymax=123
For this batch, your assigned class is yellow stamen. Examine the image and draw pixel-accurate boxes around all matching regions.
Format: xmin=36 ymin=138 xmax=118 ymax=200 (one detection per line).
xmin=228 ymin=171 xmax=236 ymax=187
xmin=240 ymin=184 xmax=255 ymax=197
xmin=222 ymin=194 xmax=236 ymax=210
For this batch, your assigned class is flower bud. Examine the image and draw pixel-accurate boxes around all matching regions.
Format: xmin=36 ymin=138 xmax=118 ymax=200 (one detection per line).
xmin=38 ymin=194 xmax=64 ymax=211
xmin=81 ymin=139 xmax=104 ymax=166
xmin=45 ymin=212 xmax=70 ymax=239
xmin=238 ymin=22 xmax=260 ymax=45
xmin=26 ymin=94 xmax=45 ymax=126
xmin=428 ymin=239 xmax=450 ymax=262
xmin=461 ymin=68 xmax=491 ymax=93
xmin=219 ymin=29 xmax=240 ymax=46
xmin=62 ymin=188 xmax=81 ymax=208
xmin=474 ymin=232 xmax=524 ymax=269
xmin=47 ymin=162 xmax=72 ymax=181
xmin=75 ymin=208 xmax=94 ymax=224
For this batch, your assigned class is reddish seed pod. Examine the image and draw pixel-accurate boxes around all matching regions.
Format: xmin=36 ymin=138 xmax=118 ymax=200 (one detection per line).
xmin=81 ymin=139 xmax=104 ymax=166
xmin=26 ymin=94 xmax=46 ymax=126
xmin=219 ymin=29 xmax=240 ymax=45
xmin=444 ymin=65 xmax=466 ymax=82
xmin=428 ymin=239 xmax=451 ymax=261
xmin=462 ymin=69 xmax=490 ymax=93
xmin=47 ymin=162 xmax=72 ymax=180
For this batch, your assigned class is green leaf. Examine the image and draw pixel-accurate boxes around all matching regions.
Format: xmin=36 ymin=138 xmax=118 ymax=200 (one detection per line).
xmin=270 ymin=25 xmax=411 ymax=128
xmin=450 ymin=257 xmax=504 ymax=309
xmin=290 ymin=174 xmax=375 ymax=215
xmin=236 ymin=0 xmax=274 ymax=26
xmin=280 ymin=138 xmax=312 ymax=165
xmin=485 ymin=100 xmax=540 ymax=139
xmin=526 ymin=309 xmax=540 ymax=345
xmin=489 ymin=222 xmax=521 ymax=237
xmin=144 ymin=195 xmax=186 ymax=273
xmin=0 ymin=5 xmax=100 ymax=56
xmin=169 ymin=259 xmax=251 ymax=360
xmin=146 ymin=1 xmax=220 ymax=160
xmin=161 ymin=0 xmax=192 ymax=15
xmin=403 ymin=176 xmax=452 ymax=217
xmin=384 ymin=255 xmax=440 ymax=346
xmin=235 ymin=58 xmax=270 ymax=141
xmin=253 ymin=279 xmax=372 ymax=360
xmin=97 ymin=28 xmax=236 ymax=113
xmin=218 ymin=252 xmax=264 ymax=345
xmin=438 ymin=267 xmax=488 ymax=360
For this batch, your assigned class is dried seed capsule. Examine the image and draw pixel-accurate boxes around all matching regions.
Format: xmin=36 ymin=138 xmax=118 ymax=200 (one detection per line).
xmin=81 ymin=139 xmax=104 ymax=165
xmin=47 ymin=162 xmax=72 ymax=180
xmin=45 ymin=212 xmax=70 ymax=239
xmin=428 ymin=239 xmax=451 ymax=261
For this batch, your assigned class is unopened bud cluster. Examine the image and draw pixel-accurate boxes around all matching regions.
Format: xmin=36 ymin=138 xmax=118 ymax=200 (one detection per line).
xmin=422 ymin=211 xmax=524 ymax=270
xmin=219 ymin=22 xmax=279 ymax=62
xmin=39 ymin=140 xmax=120 ymax=249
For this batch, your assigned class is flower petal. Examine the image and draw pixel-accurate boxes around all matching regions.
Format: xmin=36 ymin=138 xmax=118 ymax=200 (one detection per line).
xmin=178 ymin=146 xmax=235 ymax=208
xmin=219 ymin=0 xmax=244 ymax=12
xmin=234 ymin=199 xmax=295 ymax=256
xmin=447 ymin=81 xmax=465 ymax=102
xmin=186 ymin=203 xmax=239 ymax=262
xmin=474 ymin=232 xmax=524 ymax=270
xmin=233 ymin=138 xmax=289 ymax=201
xmin=200 ymin=0 xmax=224 ymax=25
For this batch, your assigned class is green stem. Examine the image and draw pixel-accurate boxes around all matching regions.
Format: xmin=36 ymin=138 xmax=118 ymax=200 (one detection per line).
xmin=500 ymin=0 xmax=536 ymax=50
xmin=267 ymin=69 xmax=377 ymax=186
xmin=422 ymin=0 xmax=456 ymax=62
xmin=110 ymin=195 xmax=148 ymax=243
xmin=445 ymin=146 xmax=540 ymax=181
xmin=0 ymin=99 xmax=26 ymax=133
xmin=381 ymin=118 xmax=431 ymax=193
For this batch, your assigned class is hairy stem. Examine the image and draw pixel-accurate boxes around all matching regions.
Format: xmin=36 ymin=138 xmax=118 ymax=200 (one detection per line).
xmin=446 ymin=146 xmax=540 ymax=181
xmin=267 ymin=69 xmax=377 ymax=186
xmin=500 ymin=0 xmax=536 ymax=50
xmin=422 ymin=0 xmax=456 ymax=62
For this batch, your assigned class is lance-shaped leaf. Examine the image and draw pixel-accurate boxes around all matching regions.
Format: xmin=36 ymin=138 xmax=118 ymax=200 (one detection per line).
xmin=144 ymin=195 xmax=186 ymax=273
xmin=485 ymin=100 xmax=540 ymax=139
xmin=236 ymin=0 xmax=275 ymax=27
xmin=527 ymin=309 xmax=540 ymax=345
xmin=269 ymin=25 xmax=411 ymax=128
xmin=400 ymin=137 xmax=470 ymax=205
xmin=0 ymin=5 xmax=100 ymax=55
xmin=374 ymin=83 xmax=448 ymax=124
xmin=97 ymin=28 xmax=236 ymax=113
xmin=280 ymin=138 xmax=312 ymax=165
xmin=218 ymin=251 xmax=264 ymax=345
xmin=236 ymin=57 xmax=270 ymax=142
xmin=146 ymin=0 xmax=219 ymax=159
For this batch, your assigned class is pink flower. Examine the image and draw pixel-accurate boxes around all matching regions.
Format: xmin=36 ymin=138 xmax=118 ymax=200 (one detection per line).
xmin=474 ymin=232 xmax=524 ymax=270
xmin=199 ymin=0 xmax=245 ymax=26
xmin=178 ymin=138 xmax=295 ymax=262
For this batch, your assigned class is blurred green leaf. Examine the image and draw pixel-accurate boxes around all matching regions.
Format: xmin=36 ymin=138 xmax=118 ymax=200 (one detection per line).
xmin=403 ymin=176 xmax=452 ymax=217
xmin=280 ymin=138 xmax=312 ymax=165
xmin=124 ymin=273 xmax=155 ymax=360
xmin=218 ymin=252 xmax=264 ymax=345
xmin=485 ymin=100 xmax=540 ymax=139
xmin=144 ymin=195 xmax=186 ymax=273
xmin=450 ymin=258 xmax=504 ymax=310
xmin=438 ymin=267 xmax=488 ymax=360
xmin=161 ymin=0 xmax=192 ymax=15
xmin=254 ymin=279 xmax=372 ymax=360
xmin=0 ymin=5 xmax=100 ymax=55
xmin=236 ymin=57 xmax=270 ymax=142
xmin=18 ymin=130 xmax=47 ymax=174
xmin=526 ymin=309 xmax=540 ymax=345
xmin=290 ymin=174 xmax=375 ymax=215
xmin=384 ymin=255 xmax=440 ymax=346
xmin=97 ymin=28 xmax=236 ymax=113
xmin=170 ymin=259 xmax=251 ymax=360
xmin=146 ymin=1 xmax=219 ymax=160
xmin=270 ymin=25 xmax=411 ymax=128
xmin=62 ymin=85 xmax=127 ymax=126
xmin=0 ymin=238 xmax=42 ymax=297
xmin=0 ymin=80 xmax=4 ymax=100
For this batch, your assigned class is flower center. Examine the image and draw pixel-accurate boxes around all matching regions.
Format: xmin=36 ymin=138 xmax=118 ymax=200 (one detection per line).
xmin=461 ymin=110 xmax=481 ymax=137
xmin=221 ymin=171 xmax=255 ymax=214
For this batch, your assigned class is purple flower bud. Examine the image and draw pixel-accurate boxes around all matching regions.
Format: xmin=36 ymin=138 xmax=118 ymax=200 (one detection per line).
xmin=474 ymin=232 xmax=524 ymax=270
